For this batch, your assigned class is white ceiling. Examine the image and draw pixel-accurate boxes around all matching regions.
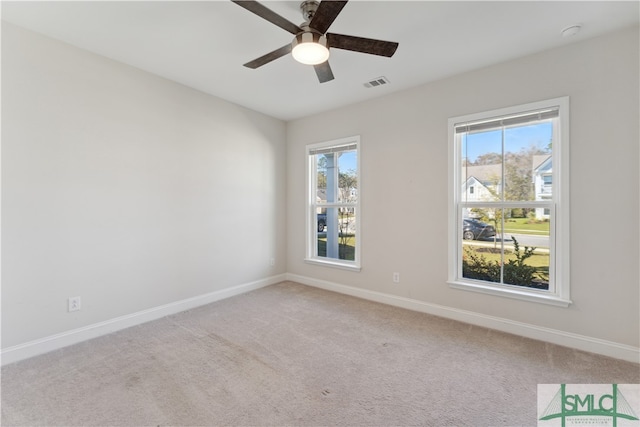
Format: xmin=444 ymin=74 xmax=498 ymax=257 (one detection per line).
xmin=2 ymin=1 xmax=638 ymax=121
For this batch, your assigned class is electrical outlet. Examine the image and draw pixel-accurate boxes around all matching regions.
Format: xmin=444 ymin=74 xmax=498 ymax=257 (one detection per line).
xmin=68 ymin=296 xmax=81 ymax=312
xmin=270 ymin=258 xmax=275 ymax=267
xmin=393 ymin=272 xmax=400 ymax=283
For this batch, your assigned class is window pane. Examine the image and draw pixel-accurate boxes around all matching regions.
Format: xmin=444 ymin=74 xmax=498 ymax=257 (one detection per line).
xmin=502 ymin=210 xmax=550 ymax=290
xmin=316 ymin=207 xmax=356 ymax=261
xmin=315 ymin=150 xmax=358 ymax=204
xmin=462 ymin=208 xmax=502 ymax=283
xmin=461 ymin=130 xmax=502 ymax=202
xmin=504 ymin=122 xmax=553 ymax=202
xmin=338 ymin=150 xmax=357 ymax=203
xmin=462 ymin=207 xmax=550 ymax=290
xmin=316 ymin=155 xmax=327 ymax=204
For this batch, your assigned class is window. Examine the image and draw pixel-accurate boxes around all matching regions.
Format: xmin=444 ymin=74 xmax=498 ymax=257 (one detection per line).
xmin=306 ymin=136 xmax=360 ymax=270
xmin=448 ymin=98 xmax=570 ymax=306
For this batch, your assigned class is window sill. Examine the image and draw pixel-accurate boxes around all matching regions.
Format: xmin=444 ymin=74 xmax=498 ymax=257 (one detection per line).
xmin=304 ymin=258 xmax=361 ymax=272
xmin=448 ymin=280 xmax=572 ymax=307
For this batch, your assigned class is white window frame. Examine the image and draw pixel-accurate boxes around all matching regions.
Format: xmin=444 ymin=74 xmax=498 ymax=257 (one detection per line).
xmin=305 ymin=136 xmax=361 ymax=271
xmin=447 ymin=97 xmax=571 ymax=307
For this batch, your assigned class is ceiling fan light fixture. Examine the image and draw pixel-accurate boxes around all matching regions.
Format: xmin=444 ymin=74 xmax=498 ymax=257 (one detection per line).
xmin=292 ymin=32 xmax=329 ymax=65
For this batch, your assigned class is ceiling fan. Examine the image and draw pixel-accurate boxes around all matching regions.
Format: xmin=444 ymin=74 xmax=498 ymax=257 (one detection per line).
xmin=231 ymin=0 xmax=399 ymax=83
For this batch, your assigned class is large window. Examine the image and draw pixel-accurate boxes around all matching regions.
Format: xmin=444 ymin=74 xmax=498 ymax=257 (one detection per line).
xmin=306 ymin=136 xmax=360 ymax=270
xmin=448 ymin=98 xmax=570 ymax=306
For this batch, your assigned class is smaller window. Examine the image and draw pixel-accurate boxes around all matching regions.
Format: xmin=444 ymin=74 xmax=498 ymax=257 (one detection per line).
xmin=306 ymin=136 xmax=360 ymax=271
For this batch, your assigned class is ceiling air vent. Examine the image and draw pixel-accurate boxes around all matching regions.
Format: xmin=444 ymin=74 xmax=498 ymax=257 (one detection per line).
xmin=364 ymin=76 xmax=390 ymax=88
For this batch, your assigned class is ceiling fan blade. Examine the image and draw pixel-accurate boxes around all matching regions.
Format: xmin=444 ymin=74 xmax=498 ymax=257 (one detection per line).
xmin=309 ymin=0 xmax=348 ymax=34
xmin=327 ymin=33 xmax=399 ymax=57
xmin=232 ymin=1 xmax=303 ymax=35
xmin=243 ymin=44 xmax=292 ymax=69
xmin=314 ymin=61 xmax=335 ymax=83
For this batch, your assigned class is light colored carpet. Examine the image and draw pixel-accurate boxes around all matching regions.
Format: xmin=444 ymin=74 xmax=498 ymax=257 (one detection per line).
xmin=2 ymin=281 xmax=638 ymax=426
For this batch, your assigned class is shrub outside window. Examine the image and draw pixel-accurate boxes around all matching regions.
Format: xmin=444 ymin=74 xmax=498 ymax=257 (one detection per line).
xmin=448 ymin=98 xmax=570 ymax=306
xmin=306 ymin=136 xmax=360 ymax=271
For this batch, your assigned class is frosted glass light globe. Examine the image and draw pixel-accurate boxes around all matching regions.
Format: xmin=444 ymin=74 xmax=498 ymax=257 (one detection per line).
xmin=292 ymin=33 xmax=329 ymax=65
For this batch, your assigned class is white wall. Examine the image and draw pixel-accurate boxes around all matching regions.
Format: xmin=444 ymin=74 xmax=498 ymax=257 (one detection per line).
xmin=287 ymin=27 xmax=639 ymax=352
xmin=1 ymin=23 xmax=287 ymax=349
xmin=3 ymin=21 xmax=638 ymax=363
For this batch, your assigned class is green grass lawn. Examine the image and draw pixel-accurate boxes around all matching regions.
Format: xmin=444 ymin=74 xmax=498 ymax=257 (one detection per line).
xmin=317 ymin=236 xmax=355 ymax=261
xmin=501 ymin=218 xmax=550 ymax=234
xmin=464 ymin=246 xmax=548 ymax=267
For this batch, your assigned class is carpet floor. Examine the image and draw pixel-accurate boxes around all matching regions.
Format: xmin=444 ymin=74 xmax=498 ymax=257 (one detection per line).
xmin=2 ymin=281 xmax=639 ymax=426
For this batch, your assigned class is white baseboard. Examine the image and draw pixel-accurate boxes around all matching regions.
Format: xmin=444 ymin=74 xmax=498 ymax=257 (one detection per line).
xmin=1 ymin=274 xmax=286 ymax=366
xmin=287 ymin=273 xmax=640 ymax=364
xmin=4 ymin=273 xmax=638 ymax=365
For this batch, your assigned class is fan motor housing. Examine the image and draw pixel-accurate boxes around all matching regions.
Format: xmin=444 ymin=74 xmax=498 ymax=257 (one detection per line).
xmin=300 ymin=1 xmax=320 ymax=23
